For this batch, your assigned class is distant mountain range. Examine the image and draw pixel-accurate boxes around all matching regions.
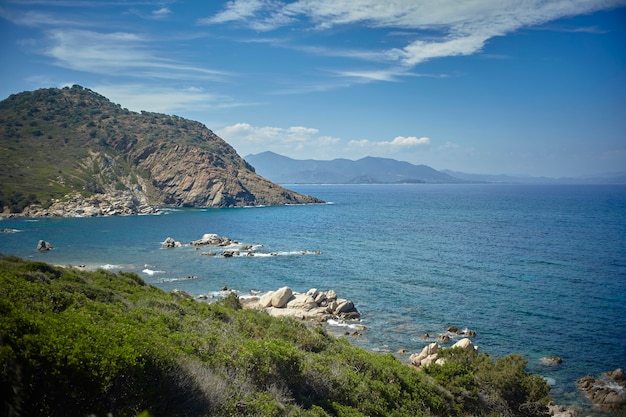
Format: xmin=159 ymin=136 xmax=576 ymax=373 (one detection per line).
xmin=245 ymin=151 xmax=462 ymax=184
xmin=246 ymin=151 xmax=626 ymax=185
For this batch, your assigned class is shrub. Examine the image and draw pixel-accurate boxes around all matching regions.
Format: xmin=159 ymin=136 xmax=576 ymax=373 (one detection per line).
xmin=0 ymin=256 xmax=554 ymax=417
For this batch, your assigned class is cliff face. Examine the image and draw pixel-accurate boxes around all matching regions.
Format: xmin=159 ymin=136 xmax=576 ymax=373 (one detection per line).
xmin=141 ymin=143 xmax=318 ymax=207
xmin=0 ymin=86 xmax=322 ymax=214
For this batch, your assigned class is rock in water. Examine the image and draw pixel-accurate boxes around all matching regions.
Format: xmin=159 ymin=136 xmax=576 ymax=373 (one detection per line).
xmin=577 ymin=368 xmax=626 ymax=410
xmin=36 ymin=240 xmax=53 ymax=252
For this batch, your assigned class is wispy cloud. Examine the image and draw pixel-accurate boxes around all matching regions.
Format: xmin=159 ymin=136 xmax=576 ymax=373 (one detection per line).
xmin=91 ymin=84 xmax=245 ymax=114
xmin=151 ymin=7 xmax=171 ymax=19
xmin=202 ymin=0 xmax=626 ymax=81
xmin=1 ymin=9 xmax=92 ymax=27
xmin=43 ymin=29 xmax=229 ymax=81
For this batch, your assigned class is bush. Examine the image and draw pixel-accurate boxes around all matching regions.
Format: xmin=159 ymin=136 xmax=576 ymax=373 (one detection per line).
xmin=0 ymin=256 xmax=554 ymax=417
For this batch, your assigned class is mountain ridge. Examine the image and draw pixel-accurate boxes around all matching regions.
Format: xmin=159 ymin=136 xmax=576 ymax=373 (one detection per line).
xmin=245 ymin=151 xmax=462 ymax=184
xmin=0 ymin=86 xmax=322 ymax=215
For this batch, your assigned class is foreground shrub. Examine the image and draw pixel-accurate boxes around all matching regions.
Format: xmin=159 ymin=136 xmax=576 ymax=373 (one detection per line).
xmin=425 ymin=347 xmax=551 ymax=416
xmin=0 ymin=254 xmax=552 ymax=417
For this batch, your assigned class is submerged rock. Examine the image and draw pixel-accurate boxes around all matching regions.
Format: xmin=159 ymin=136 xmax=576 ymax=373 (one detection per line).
xmin=539 ymin=356 xmax=563 ymax=366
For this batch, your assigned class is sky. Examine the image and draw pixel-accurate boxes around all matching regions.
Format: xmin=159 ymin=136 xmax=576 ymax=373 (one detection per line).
xmin=1 ymin=0 xmax=625 ymax=177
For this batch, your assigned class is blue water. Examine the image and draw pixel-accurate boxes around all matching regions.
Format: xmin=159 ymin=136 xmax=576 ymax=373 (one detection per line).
xmin=2 ymin=184 xmax=625 ymax=406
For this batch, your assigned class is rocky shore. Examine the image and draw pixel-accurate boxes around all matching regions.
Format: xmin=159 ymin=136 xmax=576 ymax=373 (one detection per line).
xmin=240 ymin=286 xmax=361 ymax=322
xmin=577 ymin=368 xmax=626 ymax=411
xmin=0 ymin=191 xmax=160 ymax=218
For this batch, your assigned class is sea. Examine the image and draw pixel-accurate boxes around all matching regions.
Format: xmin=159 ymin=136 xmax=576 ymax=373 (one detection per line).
xmin=1 ymin=183 xmax=625 ymax=408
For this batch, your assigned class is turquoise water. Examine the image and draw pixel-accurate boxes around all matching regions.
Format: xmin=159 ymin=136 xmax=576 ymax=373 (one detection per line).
xmin=2 ymin=184 xmax=625 ymax=406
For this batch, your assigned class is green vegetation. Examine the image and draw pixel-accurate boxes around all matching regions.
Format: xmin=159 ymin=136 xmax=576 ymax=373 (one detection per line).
xmin=0 ymin=255 xmax=551 ymax=417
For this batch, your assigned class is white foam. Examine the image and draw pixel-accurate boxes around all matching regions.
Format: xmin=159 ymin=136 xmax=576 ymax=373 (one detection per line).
xmin=142 ymin=268 xmax=165 ymax=276
xmin=327 ymin=319 xmax=359 ymax=329
xmin=158 ymin=276 xmax=198 ymax=283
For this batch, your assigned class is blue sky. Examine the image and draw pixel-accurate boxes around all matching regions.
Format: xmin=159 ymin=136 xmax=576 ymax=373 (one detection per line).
xmin=1 ymin=0 xmax=625 ymax=177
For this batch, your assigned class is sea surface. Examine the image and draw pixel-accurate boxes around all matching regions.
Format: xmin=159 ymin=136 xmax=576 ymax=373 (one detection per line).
xmin=2 ymin=184 xmax=625 ymax=407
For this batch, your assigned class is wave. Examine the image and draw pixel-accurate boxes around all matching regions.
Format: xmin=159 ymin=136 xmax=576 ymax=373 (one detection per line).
xmin=142 ymin=268 xmax=166 ymax=276
xmin=100 ymin=264 xmax=122 ymax=270
xmin=326 ymin=319 xmax=360 ymax=329
xmin=158 ymin=276 xmax=198 ymax=283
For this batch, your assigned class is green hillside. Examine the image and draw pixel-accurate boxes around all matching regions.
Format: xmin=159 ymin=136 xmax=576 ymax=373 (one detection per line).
xmin=0 ymin=254 xmax=552 ymax=417
xmin=0 ymin=86 xmax=320 ymax=213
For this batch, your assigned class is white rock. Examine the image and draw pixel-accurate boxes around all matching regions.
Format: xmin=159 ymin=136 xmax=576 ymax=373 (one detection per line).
xmin=259 ymin=291 xmax=275 ymax=308
xmin=452 ymin=338 xmax=477 ymax=351
xmin=271 ymin=286 xmax=293 ymax=308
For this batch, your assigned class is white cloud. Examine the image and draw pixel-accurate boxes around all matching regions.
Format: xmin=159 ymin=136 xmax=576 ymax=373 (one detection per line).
xmin=348 ymin=136 xmax=430 ymax=149
xmin=390 ymin=136 xmax=430 ymax=146
xmin=216 ymin=122 xmax=340 ymax=156
xmin=43 ymin=29 xmax=229 ymax=81
xmin=151 ymin=7 xmax=171 ymax=19
xmin=203 ymin=0 xmax=626 ymax=80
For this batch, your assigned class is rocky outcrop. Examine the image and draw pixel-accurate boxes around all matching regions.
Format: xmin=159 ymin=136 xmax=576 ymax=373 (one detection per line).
xmin=36 ymin=240 xmax=53 ymax=252
xmin=162 ymin=237 xmax=182 ymax=248
xmin=241 ymin=287 xmax=360 ymax=322
xmin=547 ymin=402 xmax=580 ymax=417
xmin=189 ymin=233 xmax=237 ymax=247
xmin=577 ymin=368 xmax=626 ymax=411
xmin=409 ymin=338 xmax=478 ymax=369
xmin=539 ymin=356 xmax=563 ymax=366
xmin=446 ymin=325 xmax=477 ymax=338
xmin=141 ymin=144 xmax=323 ymax=208
xmin=6 ymin=191 xmax=160 ymax=218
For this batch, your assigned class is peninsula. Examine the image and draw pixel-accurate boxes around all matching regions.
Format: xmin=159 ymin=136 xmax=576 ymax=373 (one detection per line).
xmin=0 ymin=86 xmax=322 ymax=217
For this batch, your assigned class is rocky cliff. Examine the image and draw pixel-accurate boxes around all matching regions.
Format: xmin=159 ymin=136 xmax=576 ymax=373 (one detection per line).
xmin=0 ymin=86 xmax=322 ymax=215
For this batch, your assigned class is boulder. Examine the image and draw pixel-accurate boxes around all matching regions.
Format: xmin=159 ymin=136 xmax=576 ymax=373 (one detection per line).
xmin=547 ymin=402 xmax=580 ymax=417
xmin=326 ymin=290 xmax=337 ymax=300
xmin=36 ymin=240 xmax=53 ymax=252
xmin=334 ymin=299 xmax=356 ymax=314
xmin=438 ymin=334 xmax=451 ymax=343
xmin=162 ymin=237 xmax=182 ymax=248
xmin=539 ymin=356 xmax=563 ymax=366
xmin=271 ymin=286 xmax=293 ymax=308
xmin=259 ymin=291 xmax=275 ymax=308
xmin=461 ymin=329 xmax=477 ymax=337
xmin=190 ymin=233 xmax=235 ymax=246
xmin=409 ymin=343 xmax=441 ymax=368
xmin=286 ymin=293 xmax=318 ymax=311
xmin=314 ymin=291 xmax=327 ymax=304
xmin=411 ymin=339 xmax=477 ymax=369
xmin=306 ymin=288 xmax=319 ymax=298
xmin=451 ymin=338 xmax=478 ymax=351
